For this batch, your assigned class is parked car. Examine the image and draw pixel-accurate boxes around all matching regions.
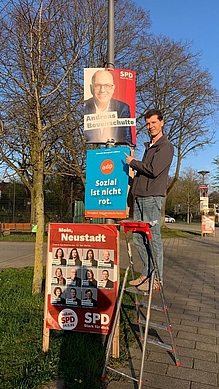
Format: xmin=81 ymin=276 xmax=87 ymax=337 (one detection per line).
xmin=165 ymin=215 xmax=176 ymax=223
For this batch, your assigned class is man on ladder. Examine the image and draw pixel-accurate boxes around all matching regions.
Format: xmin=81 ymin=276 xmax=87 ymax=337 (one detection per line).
xmin=125 ymin=108 xmax=174 ymax=291
xmin=102 ymin=109 xmax=179 ymax=388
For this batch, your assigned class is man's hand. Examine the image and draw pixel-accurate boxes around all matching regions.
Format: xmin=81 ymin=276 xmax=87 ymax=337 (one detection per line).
xmin=124 ymin=152 xmax=136 ymax=165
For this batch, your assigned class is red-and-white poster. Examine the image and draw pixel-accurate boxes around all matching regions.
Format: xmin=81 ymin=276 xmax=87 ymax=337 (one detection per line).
xmin=44 ymin=223 xmax=119 ymax=335
xmin=84 ymin=68 xmax=136 ymax=145
xmin=201 ymin=215 xmax=215 ymax=236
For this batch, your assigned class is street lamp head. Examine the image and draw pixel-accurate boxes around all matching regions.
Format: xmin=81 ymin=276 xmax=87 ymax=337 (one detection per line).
xmin=198 ymin=170 xmax=210 ymax=184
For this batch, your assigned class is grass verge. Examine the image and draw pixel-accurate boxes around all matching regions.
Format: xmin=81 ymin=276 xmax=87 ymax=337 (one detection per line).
xmin=0 ymin=267 xmax=135 ymax=389
xmin=161 ymin=227 xmax=201 ymax=238
xmin=0 ymin=233 xmax=47 ymax=242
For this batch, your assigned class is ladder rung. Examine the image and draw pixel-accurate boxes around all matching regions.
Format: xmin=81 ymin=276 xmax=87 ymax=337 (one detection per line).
xmin=106 ymin=366 xmax=138 ymax=383
xmin=125 ymin=286 xmax=149 ymax=295
xmin=138 ymin=320 xmax=170 ymax=332
xmin=147 ymin=338 xmax=173 ymax=351
xmin=137 ymin=301 xmax=165 ymax=312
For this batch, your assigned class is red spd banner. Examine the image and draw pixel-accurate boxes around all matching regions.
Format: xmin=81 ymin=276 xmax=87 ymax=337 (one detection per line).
xmin=44 ymin=223 xmax=119 ymax=335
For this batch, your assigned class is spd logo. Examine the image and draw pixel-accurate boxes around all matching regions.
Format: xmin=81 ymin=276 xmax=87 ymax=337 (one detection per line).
xmin=58 ymin=309 xmax=78 ymax=330
xmin=120 ymin=70 xmax=134 ymax=80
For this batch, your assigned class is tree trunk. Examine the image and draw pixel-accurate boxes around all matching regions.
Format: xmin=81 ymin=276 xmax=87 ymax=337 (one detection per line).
xmin=32 ymin=160 xmax=44 ymax=295
xmin=187 ymin=204 xmax=190 ymax=224
xmin=30 ymin=188 xmax=36 ymax=224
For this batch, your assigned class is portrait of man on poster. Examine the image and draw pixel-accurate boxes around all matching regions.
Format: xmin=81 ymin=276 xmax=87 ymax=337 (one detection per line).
xmin=84 ymin=68 xmax=135 ymax=145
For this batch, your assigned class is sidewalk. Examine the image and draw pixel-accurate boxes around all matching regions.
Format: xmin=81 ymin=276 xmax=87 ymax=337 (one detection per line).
xmin=106 ymin=228 xmax=219 ymax=389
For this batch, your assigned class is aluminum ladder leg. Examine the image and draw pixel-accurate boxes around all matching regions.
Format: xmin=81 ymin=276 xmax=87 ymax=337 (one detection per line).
xmin=101 ymin=221 xmax=180 ymax=388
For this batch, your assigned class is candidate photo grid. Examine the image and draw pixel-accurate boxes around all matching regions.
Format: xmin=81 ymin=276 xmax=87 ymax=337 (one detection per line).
xmin=50 ymin=247 xmax=116 ymax=307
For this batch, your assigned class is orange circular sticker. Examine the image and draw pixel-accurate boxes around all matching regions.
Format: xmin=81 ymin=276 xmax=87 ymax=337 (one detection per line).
xmin=100 ymin=159 xmax=114 ymax=175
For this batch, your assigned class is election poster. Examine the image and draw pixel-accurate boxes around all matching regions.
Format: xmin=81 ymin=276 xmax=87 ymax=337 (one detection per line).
xmin=201 ymin=215 xmax=215 ymax=236
xmin=44 ymin=223 xmax=119 ymax=337
xmin=84 ymin=68 xmax=136 ymax=145
xmin=84 ymin=146 xmax=130 ymax=218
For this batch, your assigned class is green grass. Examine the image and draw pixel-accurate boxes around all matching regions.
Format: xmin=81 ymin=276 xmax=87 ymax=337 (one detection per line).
xmin=0 ymin=267 xmax=136 ymax=389
xmin=0 ymin=267 xmax=110 ymax=389
xmin=0 ymin=234 xmax=47 ymax=242
xmin=161 ymin=227 xmax=201 ymax=238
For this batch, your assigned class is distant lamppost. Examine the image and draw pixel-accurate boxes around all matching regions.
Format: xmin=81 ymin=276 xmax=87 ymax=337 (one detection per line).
xmin=12 ymin=180 xmax=16 ymax=222
xmin=198 ymin=170 xmax=210 ymax=215
xmin=198 ymin=170 xmax=209 ymax=185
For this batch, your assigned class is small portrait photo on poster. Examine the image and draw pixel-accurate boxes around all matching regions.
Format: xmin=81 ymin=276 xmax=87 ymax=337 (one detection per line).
xmin=81 ymin=288 xmax=97 ymax=308
xmin=51 ymin=266 xmax=66 ymax=285
xmin=66 ymin=267 xmax=81 ymax=287
xmin=98 ymin=249 xmax=114 ymax=268
xmin=82 ymin=248 xmax=98 ymax=267
xmin=82 ymin=268 xmax=97 ymax=288
xmin=51 ymin=286 xmax=66 ymax=306
xmin=66 ymin=287 xmax=81 ymax=306
xmin=68 ymin=248 xmax=82 ymax=266
xmin=98 ymin=269 xmax=114 ymax=289
xmin=52 ymin=248 xmax=67 ymax=266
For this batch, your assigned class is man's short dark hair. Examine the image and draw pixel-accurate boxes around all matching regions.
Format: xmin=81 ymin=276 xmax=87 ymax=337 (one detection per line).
xmin=145 ymin=109 xmax=163 ymax=121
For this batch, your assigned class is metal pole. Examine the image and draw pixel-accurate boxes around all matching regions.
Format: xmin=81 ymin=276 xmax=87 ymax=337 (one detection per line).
xmin=107 ymin=0 xmax=114 ymax=69
xmin=105 ymin=0 xmax=115 ymax=224
xmin=13 ymin=180 xmax=15 ymax=222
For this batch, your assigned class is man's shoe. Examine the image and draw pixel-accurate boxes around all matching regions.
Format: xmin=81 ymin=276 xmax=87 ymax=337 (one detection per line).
xmin=129 ymin=274 xmax=147 ymax=286
xmin=137 ymin=278 xmax=150 ymax=292
xmin=153 ymin=278 xmax=160 ymax=290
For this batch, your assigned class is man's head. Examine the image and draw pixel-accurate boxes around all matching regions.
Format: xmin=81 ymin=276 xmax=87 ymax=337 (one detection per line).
xmin=102 ymin=270 xmax=109 ymax=280
xmin=144 ymin=109 xmax=164 ymax=142
xmin=90 ymin=70 xmax=115 ymax=110
xmin=103 ymin=250 xmax=110 ymax=262
xmin=70 ymin=268 xmax=77 ymax=279
xmin=70 ymin=288 xmax=77 ymax=298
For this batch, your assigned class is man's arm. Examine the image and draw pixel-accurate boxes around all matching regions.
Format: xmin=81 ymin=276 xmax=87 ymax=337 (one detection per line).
xmin=125 ymin=143 xmax=173 ymax=178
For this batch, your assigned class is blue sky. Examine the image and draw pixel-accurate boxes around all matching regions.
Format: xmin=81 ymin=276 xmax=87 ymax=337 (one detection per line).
xmin=136 ymin=0 xmax=219 ymax=183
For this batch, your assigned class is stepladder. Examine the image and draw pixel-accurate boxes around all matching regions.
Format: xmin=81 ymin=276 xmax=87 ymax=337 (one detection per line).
xmin=101 ymin=220 xmax=180 ymax=388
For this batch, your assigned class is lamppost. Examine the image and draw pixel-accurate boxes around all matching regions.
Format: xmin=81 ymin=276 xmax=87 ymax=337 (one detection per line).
xmin=12 ymin=180 xmax=16 ymax=222
xmin=198 ymin=170 xmax=209 ymax=185
xmin=198 ymin=170 xmax=210 ymax=216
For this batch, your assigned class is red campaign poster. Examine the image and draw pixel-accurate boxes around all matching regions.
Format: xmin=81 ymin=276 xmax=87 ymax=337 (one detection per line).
xmin=84 ymin=68 xmax=136 ymax=145
xmin=44 ymin=223 xmax=119 ymax=335
xmin=201 ymin=215 xmax=215 ymax=235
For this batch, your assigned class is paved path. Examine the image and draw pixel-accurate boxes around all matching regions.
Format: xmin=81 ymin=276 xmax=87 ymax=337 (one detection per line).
xmin=107 ymin=227 xmax=219 ymax=389
xmin=0 ymin=241 xmax=47 ymax=268
xmin=1 ymin=224 xmax=219 ymax=389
